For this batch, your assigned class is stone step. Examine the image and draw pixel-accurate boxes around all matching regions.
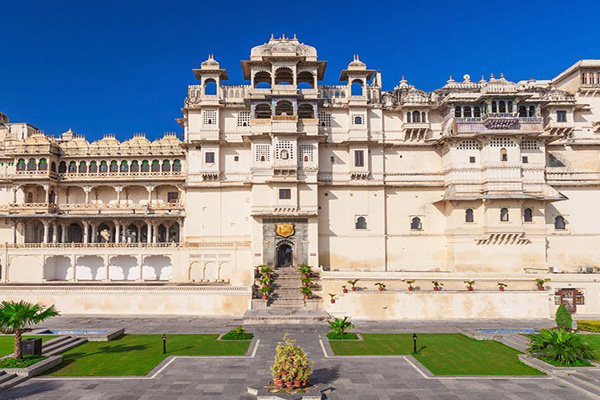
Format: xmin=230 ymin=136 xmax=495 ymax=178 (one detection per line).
xmin=42 ymin=336 xmax=78 ymax=353
xmin=243 ymin=309 xmax=328 ymax=324
xmin=0 ymin=374 xmax=28 ymax=392
xmin=559 ymin=375 xmax=600 ymax=398
xmin=0 ymin=372 xmax=15 ymax=385
xmin=43 ymin=337 xmax=87 ymax=356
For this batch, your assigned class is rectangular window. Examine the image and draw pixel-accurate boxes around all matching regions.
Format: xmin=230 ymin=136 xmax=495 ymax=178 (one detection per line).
xmin=522 ymin=156 xmax=529 ymax=163
xmin=318 ymin=112 xmax=331 ymax=127
xmin=557 ymin=110 xmax=567 ymax=122
xmin=279 ymin=189 xmax=291 ymax=200
xmin=203 ymin=110 xmax=217 ymax=125
xmin=205 ymin=152 xmax=215 ymax=163
xmin=237 ymin=111 xmax=250 ymax=127
xmin=469 ymin=156 xmax=476 ymax=163
xmin=234 ymin=156 xmax=239 ymax=162
xmin=351 ymin=114 xmax=364 ymax=125
xmin=167 ymin=192 xmax=179 ymax=203
xmin=354 ymin=150 xmax=364 ymax=167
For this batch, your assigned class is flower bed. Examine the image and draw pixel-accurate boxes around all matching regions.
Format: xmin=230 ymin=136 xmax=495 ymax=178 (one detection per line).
xmin=0 ymin=355 xmax=47 ymax=369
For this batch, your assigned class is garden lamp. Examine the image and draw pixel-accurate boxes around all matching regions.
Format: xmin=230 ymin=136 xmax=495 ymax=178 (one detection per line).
xmin=412 ymin=333 xmax=418 ymax=354
xmin=162 ymin=333 xmax=167 ymax=354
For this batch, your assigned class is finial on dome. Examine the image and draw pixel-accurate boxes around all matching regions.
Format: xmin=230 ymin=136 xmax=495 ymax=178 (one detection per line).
xmin=270 ymin=33 xmax=274 ymax=40
xmin=490 ymin=73 xmax=495 ymax=79
xmin=282 ymin=33 xmax=286 ymax=40
xmin=500 ymin=72 xmax=505 ymax=78
xmin=293 ymin=33 xmax=297 ymax=39
xmin=446 ymin=75 xmax=455 ymax=84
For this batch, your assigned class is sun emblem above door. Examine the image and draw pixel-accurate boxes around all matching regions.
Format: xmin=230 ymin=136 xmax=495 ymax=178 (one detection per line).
xmin=275 ymin=223 xmax=295 ymax=238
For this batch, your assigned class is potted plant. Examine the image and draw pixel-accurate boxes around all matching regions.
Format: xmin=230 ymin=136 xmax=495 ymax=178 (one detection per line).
xmin=536 ymin=278 xmax=551 ymax=291
xmin=464 ymin=280 xmax=475 ymax=291
xmin=299 ymin=264 xmax=312 ymax=279
xmin=406 ymin=279 xmax=415 ymax=291
xmin=329 ymin=293 xmax=336 ymax=304
xmin=271 ymin=334 xmax=313 ymax=390
xmin=259 ymin=286 xmax=270 ymax=300
xmin=301 ymin=286 xmax=313 ymax=300
xmin=301 ymin=276 xmax=313 ymax=288
xmin=260 ymin=275 xmax=272 ymax=287
xmin=347 ymin=279 xmax=359 ymax=291
xmin=342 ymin=285 xmax=348 ymax=293
xmin=375 ymin=282 xmax=386 ymax=292
xmin=498 ymin=282 xmax=507 ymax=291
xmin=260 ymin=266 xmax=272 ymax=277
xmin=432 ymin=281 xmax=444 ymax=291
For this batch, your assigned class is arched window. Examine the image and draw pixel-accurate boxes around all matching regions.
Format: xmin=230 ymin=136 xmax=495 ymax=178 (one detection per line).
xmin=38 ymin=158 xmax=48 ymax=170
xmin=109 ymin=161 xmax=118 ymax=172
xmin=297 ymin=71 xmax=314 ymax=89
xmin=554 ymin=216 xmax=566 ymax=230
xmin=524 ymin=208 xmax=533 ymax=222
xmin=500 ymin=148 xmax=508 ymax=161
xmin=68 ymin=161 xmax=77 ymax=173
xmin=17 ymin=159 xmax=26 ymax=171
xmin=280 ymin=149 xmax=289 ymax=160
xmin=411 ymin=217 xmax=422 ymax=230
xmin=58 ymin=161 xmax=67 ymax=173
xmin=78 ymin=161 xmax=87 ymax=173
xmin=351 ymin=79 xmax=363 ymax=96
xmin=465 ymin=209 xmax=474 ymax=223
xmin=89 ymin=161 xmax=97 ymax=173
xmin=464 ymin=106 xmax=472 ymax=118
xmin=27 ymin=158 xmax=37 ymax=171
xmin=99 ymin=161 xmax=108 ymax=173
xmin=255 ymin=103 xmax=272 ymax=119
xmin=519 ymin=106 xmax=527 ymax=117
xmin=26 ymin=192 xmax=33 ymax=203
xmin=162 ymin=160 xmax=171 ymax=172
xmin=412 ymin=110 xmax=421 ymax=123
xmin=421 ymin=111 xmax=427 ymax=123
xmin=474 ymin=106 xmax=481 ymax=118
xmin=406 ymin=112 xmax=412 ymax=123
xmin=274 ymin=67 xmax=293 ymax=85
xmin=204 ymin=79 xmax=217 ymax=95
xmin=173 ymin=159 xmax=181 ymax=172
xmin=298 ymin=103 xmax=314 ymax=119
xmin=491 ymin=101 xmax=498 ymax=113
xmin=354 ymin=115 xmax=363 ymax=125
xmin=151 ymin=160 xmax=160 ymax=172
xmin=499 ymin=101 xmax=506 ymax=113
xmin=141 ymin=160 xmax=150 ymax=172
xmin=130 ymin=160 xmax=139 ymax=172
xmin=500 ymin=207 xmax=509 ymax=222
xmin=254 ymin=71 xmax=271 ymax=88
xmin=507 ymin=101 xmax=513 ymax=113
xmin=529 ymin=106 xmax=536 ymax=117
xmin=355 ymin=216 xmax=367 ymax=229
xmin=275 ymin=100 xmax=293 ymax=116
xmin=50 ymin=161 xmax=56 ymax=172
xmin=455 ymin=106 xmax=462 ymax=117
xmin=120 ymin=160 xmax=128 ymax=172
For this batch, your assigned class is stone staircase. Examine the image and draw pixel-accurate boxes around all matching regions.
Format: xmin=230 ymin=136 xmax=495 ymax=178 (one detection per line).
xmin=0 ymin=371 xmax=28 ymax=392
xmin=559 ymin=370 xmax=600 ymax=399
xmin=495 ymin=334 xmax=531 ymax=352
xmin=269 ymin=267 xmax=319 ymax=309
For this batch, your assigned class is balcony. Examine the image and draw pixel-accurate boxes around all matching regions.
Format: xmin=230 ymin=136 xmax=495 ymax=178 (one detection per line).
xmin=402 ymin=122 xmax=430 ymax=140
xmin=482 ymin=113 xmax=519 ymax=130
xmin=57 ymin=170 xmax=184 ymax=181
xmin=0 ymin=202 xmax=185 ymax=216
xmin=544 ymin=120 xmax=575 ymax=136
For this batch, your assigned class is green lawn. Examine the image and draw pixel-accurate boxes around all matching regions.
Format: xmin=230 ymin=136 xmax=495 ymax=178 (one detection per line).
xmin=0 ymin=335 xmax=59 ymax=357
xmin=329 ymin=333 xmax=544 ymax=376
xmin=47 ymin=334 xmax=251 ymax=376
xmin=581 ymin=334 xmax=600 ymax=360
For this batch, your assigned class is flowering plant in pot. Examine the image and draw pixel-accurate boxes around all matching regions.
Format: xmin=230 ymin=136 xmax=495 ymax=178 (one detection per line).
xmin=301 ymin=276 xmax=313 ymax=288
xmin=270 ymin=334 xmax=313 ymax=390
xmin=329 ymin=293 xmax=336 ymax=304
xmin=260 ymin=266 xmax=272 ymax=278
xmin=406 ymin=280 xmax=416 ymax=291
xmin=255 ymin=264 xmax=265 ymax=277
xmin=259 ymin=285 xmax=270 ymax=300
xmin=375 ymin=282 xmax=386 ymax=292
xmin=260 ymin=275 xmax=272 ymax=287
xmin=464 ymin=280 xmax=475 ymax=291
xmin=498 ymin=282 xmax=508 ymax=291
xmin=342 ymin=285 xmax=348 ymax=293
xmin=301 ymin=286 xmax=313 ymax=300
xmin=299 ymin=264 xmax=312 ymax=279
xmin=347 ymin=279 xmax=359 ymax=291
xmin=536 ymin=278 xmax=551 ymax=291
xmin=432 ymin=281 xmax=444 ymax=291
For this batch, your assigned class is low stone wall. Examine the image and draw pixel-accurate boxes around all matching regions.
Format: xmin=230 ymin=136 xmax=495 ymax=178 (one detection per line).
xmin=0 ymin=285 xmax=251 ymax=316
xmin=326 ymin=290 xmax=550 ymax=320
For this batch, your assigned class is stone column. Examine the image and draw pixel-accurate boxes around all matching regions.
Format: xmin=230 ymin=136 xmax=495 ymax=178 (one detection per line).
xmin=83 ymin=221 xmax=89 ymax=244
xmin=178 ymin=220 xmax=183 ymax=244
xmin=145 ymin=222 xmax=152 ymax=244
xmin=146 ymin=186 xmax=155 ymax=206
xmin=83 ymin=186 xmax=92 ymax=204
xmin=115 ymin=222 xmax=120 ymax=244
xmin=91 ymin=223 xmax=96 ymax=243
xmin=152 ymin=223 xmax=157 ymax=243
xmin=42 ymin=221 xmax=49 ymax=244
xmin=61 ymin=223 xmax=67 ymax=243
xmin=52 ymin=223 xmax=58 ymax=243
xmin=44 ymin=184 xmax=50 ymax=204
xmin=165 ymin=223 xmax=170 ymax=243
xmin=12 ymin=186 xmax=17 ymax=203
xmin=115 ymin=186 xmax=122 ymax=206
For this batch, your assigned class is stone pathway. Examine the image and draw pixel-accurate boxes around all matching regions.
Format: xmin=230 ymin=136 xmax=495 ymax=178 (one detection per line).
xmin=1 ymin=320 xmax=597 ymax=400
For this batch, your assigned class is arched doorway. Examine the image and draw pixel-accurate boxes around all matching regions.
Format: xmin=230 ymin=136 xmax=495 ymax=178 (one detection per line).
xmin=277 ymin=243 xmax=293 ymax=268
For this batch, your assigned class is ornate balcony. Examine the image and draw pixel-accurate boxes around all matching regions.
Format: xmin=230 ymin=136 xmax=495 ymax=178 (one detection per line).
xmin=482 ymin=113 xmax=519 ymax=129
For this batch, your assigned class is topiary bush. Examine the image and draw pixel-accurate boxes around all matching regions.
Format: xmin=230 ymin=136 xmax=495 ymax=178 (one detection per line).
xmin=555 ymin=304 xmax=573 ymax=331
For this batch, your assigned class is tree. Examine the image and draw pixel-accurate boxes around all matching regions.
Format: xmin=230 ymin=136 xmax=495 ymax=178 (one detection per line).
xmin=527 ymin=329 xmax=599 ymax=366
xmin=328 ymin=316 xmax=354 ymax=336
xmin=0 ymin=301 xmax=59 ymax=359
xmin=555 ymin=304 xmax=573 ymax=331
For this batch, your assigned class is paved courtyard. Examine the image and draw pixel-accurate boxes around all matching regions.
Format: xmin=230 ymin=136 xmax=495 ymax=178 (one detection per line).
xmin=0 ymin=318 xmax=595 ymax=400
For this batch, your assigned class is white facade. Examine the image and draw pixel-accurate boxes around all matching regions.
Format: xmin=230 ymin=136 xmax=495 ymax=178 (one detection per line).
xmin=1 ymin=37 xmax=600 ymax=318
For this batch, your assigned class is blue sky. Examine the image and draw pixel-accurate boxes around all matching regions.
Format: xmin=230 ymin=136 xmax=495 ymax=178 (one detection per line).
xmin=1 ymin=0 xmax=599 ymax=141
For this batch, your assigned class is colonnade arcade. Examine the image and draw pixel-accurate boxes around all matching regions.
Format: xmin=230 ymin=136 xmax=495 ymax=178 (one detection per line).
xmin=14 ymin=218 xmax=182 ymax=245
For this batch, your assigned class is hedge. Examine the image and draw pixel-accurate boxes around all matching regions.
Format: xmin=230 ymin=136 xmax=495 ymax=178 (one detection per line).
xmin=577 ymin=320 xmax=600 ymax=332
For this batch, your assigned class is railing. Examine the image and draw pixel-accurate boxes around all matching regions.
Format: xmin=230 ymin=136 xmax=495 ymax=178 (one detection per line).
xmin=0 ymin=202 xmax=185 ymax=212
xmin=57 ymin=170 xmax=184 ymax=179
xmin=1 ymin=242 xmax=180 ymax=249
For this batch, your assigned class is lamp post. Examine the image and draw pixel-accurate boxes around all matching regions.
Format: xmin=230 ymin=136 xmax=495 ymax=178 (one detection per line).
xmin=162 ymin=333 xmax=167 ymax=354
xmin=412 ymin=333 xmax=418 ymax=354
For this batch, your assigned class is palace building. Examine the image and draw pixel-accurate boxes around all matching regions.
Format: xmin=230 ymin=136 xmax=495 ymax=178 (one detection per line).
xmin=1 ymin=36 xmax=600 ymax=320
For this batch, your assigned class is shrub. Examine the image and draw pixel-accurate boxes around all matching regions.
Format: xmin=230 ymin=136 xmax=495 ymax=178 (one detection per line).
xmin=577 ymin=320 xmax=600 ymax=333
xmin=0 ymin=355 xmax=47 ymax=368
xmin=555 ymin=304 xmax=573 ymax=331
xmin=326 ymin=332 xmax=359 ymax=340
xmin=328 ymin=316 xmax=354 ymax=336
xmin=527 ymin=329 xmax=599 ymax=366
xmin=222 ymin=326 xmax=253 ymax=341
xmin=270 ymin=334 xmax=314 ymax=384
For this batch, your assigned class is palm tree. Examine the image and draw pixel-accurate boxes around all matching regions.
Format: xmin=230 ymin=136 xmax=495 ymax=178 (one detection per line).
xmin=328 ymin=316 xmax=354 ymax=336
xmin=527 ymin=329 xmax=599 ymax=366
xmin=0 ymin=301 xmax=59 ymax=359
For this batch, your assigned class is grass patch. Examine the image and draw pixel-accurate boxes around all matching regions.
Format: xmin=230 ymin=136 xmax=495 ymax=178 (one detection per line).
xmin=0 ymin=355 xmax=47 ymax=368
xmin=326 ymin=332 xmax=359 ymax=340
xmin=329 ymin=333 xmax=544 ymax=376
xmin=47 ymin=334 xmax=250 ymax=376
xmin=0 ymin=335 xmax=59 ymax=357
xmin=221 ymin=332 xmax=254 ymax=340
